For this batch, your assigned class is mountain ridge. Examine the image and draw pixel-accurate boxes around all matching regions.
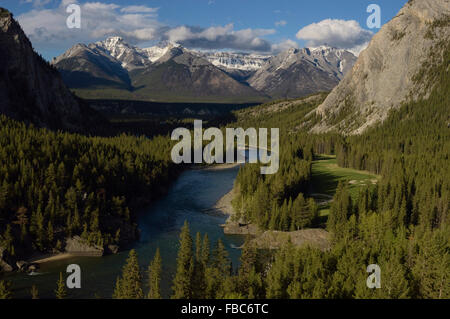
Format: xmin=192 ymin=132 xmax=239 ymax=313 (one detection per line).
xmin=248 ymin=47 xmax=356 ymax=99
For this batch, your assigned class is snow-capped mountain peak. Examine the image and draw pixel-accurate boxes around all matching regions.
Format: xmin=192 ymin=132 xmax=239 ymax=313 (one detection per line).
xmin=142 ymin=41 xmax=182 ymax=63
xmin=94 ymin=36 xmax=150 ymax=70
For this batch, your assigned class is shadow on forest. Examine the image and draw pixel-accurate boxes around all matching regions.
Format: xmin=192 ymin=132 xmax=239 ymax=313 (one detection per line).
xmin=309 ymin=169 xmax=348 ymax=197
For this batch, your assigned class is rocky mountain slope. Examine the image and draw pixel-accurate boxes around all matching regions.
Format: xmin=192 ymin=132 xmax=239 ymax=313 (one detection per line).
xmin=312 ymin=0 xmax=450 ymax=135
xmin=142 ymin=40 xmax=183 ymax=63
xmin=248 ymin=47 xmax=357 ymax=99
xmin=198 ymin=51 xmax=271 ymax=83
xmin=95 ymin=36 xmax=151 ymax=70
xmin=52 ymin=43 xmax=132 ymax=90
xmin=200 ymin=51 xmax=270 ymax=71
xmin=0 ymin=8 xmax=101 ymax=132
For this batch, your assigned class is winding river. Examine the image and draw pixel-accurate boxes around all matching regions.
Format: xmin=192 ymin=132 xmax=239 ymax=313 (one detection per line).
xmin=6 ymin=165 xmax=245 ymax=299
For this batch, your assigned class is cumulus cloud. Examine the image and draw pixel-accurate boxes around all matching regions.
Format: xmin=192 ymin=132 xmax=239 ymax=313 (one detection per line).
xmin=296 ymin=19 xmax=373 ymax=55
xmin=163 ymin=24 xmax=276 ymax=52
xmin=271 ymin=39 xmax=299 ymax=54
xmin=120 ymin=6 xmax=159 ymax=14
xmin=22 ymin=0 xmax=53 ymax=7
xmin=18 ymin=1 xmax=161 ymax=49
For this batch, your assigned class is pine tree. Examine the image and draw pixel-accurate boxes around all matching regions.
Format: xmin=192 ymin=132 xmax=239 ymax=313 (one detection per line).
xmin=0 ymin=280 xmax=12 ymax=299
xmin=31 ymin=285 xmax=39 ymax=299
xmin=204 ymin=239 xmax=232 ymax=298
xmin=327 ymin=182 xmax=353 ymax=239
xmin=412 ymin=228 xmax=450 ymax=298
xmin=113 ymin=249 xmax=144 ymax=299
xmin=192 ymin=232 xmax=207 ymax=299
xmin=55 ymin=272 xmax=67 ymax=299
xmin=238 ymin=241 xmax=263 ymax=298
xmin=172 ymin=221 xmax=194 ymax=299
xmin=201 ymin=234 xmax=210 ymax=267
xmin=147 ymin=248 xmax=162 ymax=299
xmin=213 ymin=239 xmax=231 ymax=276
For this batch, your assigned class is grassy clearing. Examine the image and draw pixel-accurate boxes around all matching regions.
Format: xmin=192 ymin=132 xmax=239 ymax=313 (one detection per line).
xmin=308 ymin=155 xmax=380 ymax=217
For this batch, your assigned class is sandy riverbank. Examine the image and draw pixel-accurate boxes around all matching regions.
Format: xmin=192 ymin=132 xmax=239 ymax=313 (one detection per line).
xmin=27 ymin=253 xmax=76 ymax=264
xmin=193 ymin=162 xmax=243 ymax=171
xmin=213 ymin=188 xmax=236 ymax=216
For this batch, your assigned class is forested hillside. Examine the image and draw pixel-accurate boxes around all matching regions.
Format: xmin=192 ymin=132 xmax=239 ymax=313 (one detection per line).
xmin=0 ymin=116 xmax=179 ymax=260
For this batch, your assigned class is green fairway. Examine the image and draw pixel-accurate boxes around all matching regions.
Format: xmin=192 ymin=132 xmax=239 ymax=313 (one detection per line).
xmin=308 ymin=155 xmax=380 ymax=216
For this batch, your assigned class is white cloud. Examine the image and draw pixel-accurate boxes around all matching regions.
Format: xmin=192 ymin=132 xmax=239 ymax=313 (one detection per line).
xmin=275 ymin=20 xmax=287 ymax=27
xmin=22 ymin=0 xmax=53 ymax=7
xmin=163 ymin=24 xmax=276 ymax=52
xmin=120 ymin=6 xmax=159 ymax=14
xmin=18 ymin=0 xmax=161 ymax=50
xmin=296 ymin=19 xmax=373 ymax=55
xmin=271 ymin=39 xmax=299 ymax=54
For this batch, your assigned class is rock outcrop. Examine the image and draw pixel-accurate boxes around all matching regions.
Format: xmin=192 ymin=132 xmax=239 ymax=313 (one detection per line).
xmin=312 ymin=0 xmax=450 ymax=135
xmin=0 ymin=246 xmax=16 ymax=272
xmin=65 ymin=236 xmax=104 ymax=257
xmin=15 ymin=260 xmax=39 ymax=273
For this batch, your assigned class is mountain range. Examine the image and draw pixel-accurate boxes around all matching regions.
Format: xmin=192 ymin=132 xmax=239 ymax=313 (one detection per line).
xmin=52 ymin=37 xmax=356 ymax=103
xmin=248 ymin=46 xmax=356 ymax=99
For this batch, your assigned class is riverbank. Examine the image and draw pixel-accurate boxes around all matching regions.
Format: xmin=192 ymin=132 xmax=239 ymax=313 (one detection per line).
xmin=27 ymin=253 xmax=76 ymax=264
xmin=214 ymin=187 xmax=260 ymax=236
xmin=214 ymin=187 xmax=331 ymax=250
xmin=192 ymin=162 xmax=243 ymax=172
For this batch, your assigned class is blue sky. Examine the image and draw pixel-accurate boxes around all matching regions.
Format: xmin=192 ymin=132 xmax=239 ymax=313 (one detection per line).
xmin=2 ymin=0 xmax=407 ymax=59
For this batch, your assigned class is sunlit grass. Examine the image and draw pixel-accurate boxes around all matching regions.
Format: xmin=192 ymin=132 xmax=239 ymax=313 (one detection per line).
xmin=309 ymin=155 xmax=380 ymax=216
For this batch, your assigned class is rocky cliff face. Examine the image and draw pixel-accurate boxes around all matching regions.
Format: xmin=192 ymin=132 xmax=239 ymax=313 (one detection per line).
xmin=0 ymin=8 xmax=101 ymax=132
xmin=248 ymin=47 xmax=356 ymax=99
xmin=312 ymin=0 xmax=450 ymax=135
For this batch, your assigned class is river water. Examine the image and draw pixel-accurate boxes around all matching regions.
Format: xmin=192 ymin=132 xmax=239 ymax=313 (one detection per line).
xmin=6 ymin=165 xmax=245 ymax=299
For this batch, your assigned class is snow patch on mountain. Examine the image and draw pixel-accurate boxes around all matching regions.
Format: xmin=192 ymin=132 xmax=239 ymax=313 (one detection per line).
xmin=142 ymin=41 xmax=182 ymax=63
xmin=197 ymin=52 xmax=272 ymax=71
